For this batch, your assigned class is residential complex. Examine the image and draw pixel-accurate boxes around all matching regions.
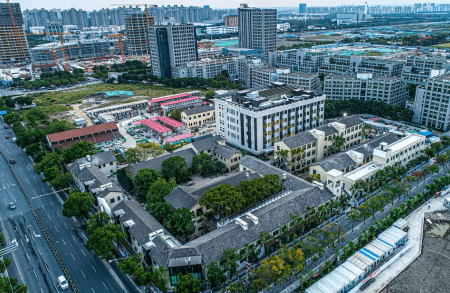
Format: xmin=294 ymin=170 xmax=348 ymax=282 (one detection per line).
xmin=172 ymin=57 xmax=237 ymax=79
xmin=124 ymin=13 xmax=155 ymax=55
xmin=214 ymin=87 xmax=326 ymax=155
xmin=324 ymin=73 xmax=409 ymax=106
xmin=319 ymin=55 xmax=404 ymax=77
xmin=413 ymin=74 xmax=450 ymax=130
xmin=0 ymin=3 xmax=31 ymax=65
xmin=237 ymin=56 xmax=266 ymax=88
xmin=149 ymin=24 xmax=198 ymax=78
xmin=147 ymin=91 xmax=202 ymax=114
xmin=274 ymin=115 xmax=364 ymax=173
xmin=268 ymin=50 xmax=326 ymax=73
xmin=238 ymin=4 xmax=277 ymax=58
xmin=401 ymin=56 xmax=450 ymax=85
xmin=251 ymin=68 xmax=320 ymax=90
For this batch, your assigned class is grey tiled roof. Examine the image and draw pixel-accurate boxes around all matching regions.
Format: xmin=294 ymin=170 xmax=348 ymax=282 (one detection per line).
xmin=183 ymin=105 xmax=214 ymax=116
xmin=316 ymin=125 xmax=338 ymax=136
xmin=282 ymin=131 xmax=317 ymax=150
xmin=165 ymin=172 xmax=261 ymax=210
xmin=312 ymin=133 xmax=399 ymax=172
xmin=168 ymin=186 xmax=334 ymax=267
xmin=165 ymin=186 xmax=199 ymax=210
xmin=128 ymin=149 xmax=197 ymax=176
xmin=336 ymin=115 xmax=364 ymax=128
xmin=213 ymin=145 xmax=241 ymax=159
xmin=191 ymin=136 xmax=222 ymax=154
xmin=239 ymin=156 xmax=311 ymax=190
xmin=75 ymin=151 xmax=117 ymax=167
xmin=68 ymin=162 xmax=111 ymax=189
xmin=111 ymin=200 xmax=175 ymax=267
xmin=316 ymin=153 xmax=356 ymax=172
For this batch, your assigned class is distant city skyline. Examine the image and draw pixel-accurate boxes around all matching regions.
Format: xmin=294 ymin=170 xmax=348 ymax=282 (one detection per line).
xmin=18 ymin=0 xmax=450 ymax=11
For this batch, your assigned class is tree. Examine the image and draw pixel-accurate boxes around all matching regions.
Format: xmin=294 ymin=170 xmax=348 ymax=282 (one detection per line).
xmin=0 ymin=277 xmax=27 ymax=293
xmin=281 ymin=247 xmax=305 ymax=272
xmin=161 ymin=156 xmax=191 ymax=184
xmin=147 ymin=177 xmax=177 ymax=205
xmin=0 ymin=258 xmax=11 ymax=273
xmin=125 ymin=147 xmax=146 ymax=164
xmin=366 ymin=196 xmax=383 ymax=219
xmin=205 ymin=89 xmax=215 ymax=100
xmin=191 ymin=153 xmax=225 ymax=176
xmin=87 ymin=212 xmax=111 ymax=235
xmin=206 ymin=262 xmax=225 ymax=289
xmin=350 ymin=180 xmax=367 ymax=199
xmin=45 ymin=120 xmax=74 ymax=134
xmin=220 ymin=248 xmax=239 ymax=278
xmin=147 ymin=201 xmax=175 ymax=224
xmin=138 ymin=142 xmax=164 ymax=158
xmin=63 ymin=141 xmax=95 ymax=163
xmin=169 ymin=109 xmax=182 ymax=122
xmin=163 ymin=208 xmax=195 ymax=237
xmin=62 ymin=192 xmax=95 ymax=219
xmin=346 ymin=210 xmax=361 ymax=232
xmin=164 ymin=143 xmax=176 ymax=153
xmin=152 ymin=266 xmax=169 ymax=293
xmin=86 ymin=222 xmax=126 ymax=259
xmin=117 ymin=167 xmax=134 ymax=192
xmin=133 ymin=168 xmax=162 ymax=201
xmin=332 ymin=136 xmax=346 ymax=152
xmin=118 ymin=254 xmax=152 ymax=286
xmin=357 ymin=203 xmax=371 ymax=225
xmin=174 ymin=273 xmax=201 ymax=293
xmin=254 ymin=255 xmax=291 ymax=285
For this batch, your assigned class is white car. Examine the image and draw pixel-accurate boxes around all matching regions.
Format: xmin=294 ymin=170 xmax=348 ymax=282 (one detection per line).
xmin=58 ymin=275 xmax=69 ymax=290
xmin=134 ymin=135 xmax=139 ymax=139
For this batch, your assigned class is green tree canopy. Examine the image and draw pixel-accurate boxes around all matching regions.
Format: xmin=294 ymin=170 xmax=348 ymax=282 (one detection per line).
xmin=62 ymin=192 xmax=95 ymax=219
xmin=86 ymin=222 xmax=126 ymax=259
xmin=62 ymin=141 xmax=95 ymax=163
xmin=169 ymin=109 xmax=182 ymax=122
xmin=161 ymin=156 xmax=191 ymax=184
xmin=133 ymin=168 xmax=162 ymax=201
xmin=174 ymin=273 xmax=201 ymax=293
xmin=206 ymin=261 xmax=225 ymax=289
xmin=163 ymin=208 xmax=195 ymax=237
xmin=147 ymin=177 xmax=177 ymax=205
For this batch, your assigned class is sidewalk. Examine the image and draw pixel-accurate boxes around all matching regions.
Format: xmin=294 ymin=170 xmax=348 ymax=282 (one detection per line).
xmin=359 ymin=196 xmax=446 ymax=293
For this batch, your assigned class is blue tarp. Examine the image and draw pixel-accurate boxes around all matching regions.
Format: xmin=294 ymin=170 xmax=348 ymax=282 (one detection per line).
xmin=418 ymin=130 xmax=433 ymax=137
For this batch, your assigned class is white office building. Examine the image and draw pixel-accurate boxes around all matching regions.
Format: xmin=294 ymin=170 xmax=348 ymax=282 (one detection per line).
xmin=214 ymin=88 xmax=326 ymax=155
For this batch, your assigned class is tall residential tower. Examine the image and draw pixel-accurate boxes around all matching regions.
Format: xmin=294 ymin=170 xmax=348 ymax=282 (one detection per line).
xmin=238 ymin=4 xmax=277 ymax=58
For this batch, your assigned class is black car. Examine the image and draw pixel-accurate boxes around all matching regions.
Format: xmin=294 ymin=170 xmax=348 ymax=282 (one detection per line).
xmin=10 ymin=159 xmax=15 ymax=164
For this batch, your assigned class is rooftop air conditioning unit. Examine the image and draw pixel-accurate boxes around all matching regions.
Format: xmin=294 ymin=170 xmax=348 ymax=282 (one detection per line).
xmin=246 ymin=212 xmax=258 ymax=225
xmin=235 ymin=218 xmax=248 ymax=230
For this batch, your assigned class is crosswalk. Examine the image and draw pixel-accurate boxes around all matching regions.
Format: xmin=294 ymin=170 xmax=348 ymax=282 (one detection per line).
xmin=0 ymin=239 xmax=18 ymax=256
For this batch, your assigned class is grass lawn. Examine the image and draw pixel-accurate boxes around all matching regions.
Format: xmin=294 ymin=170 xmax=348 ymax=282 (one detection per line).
xmin=431 ymin=43 xmax=450 ymax=48
xmin=27 ymin=83 xmax=205 ymax=107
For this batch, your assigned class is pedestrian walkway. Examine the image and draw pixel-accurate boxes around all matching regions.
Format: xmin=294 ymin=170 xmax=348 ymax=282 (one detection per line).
xmin=361 ymin=196 xmax=446 ymax=293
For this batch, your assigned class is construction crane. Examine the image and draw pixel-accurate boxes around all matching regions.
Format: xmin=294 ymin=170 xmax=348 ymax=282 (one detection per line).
xmin=106 ymin=34 xmax=125 ymax=64
xmin=110 ymin=4 xmax=156 ymax=27
xmin=57 ymin=32 xmax=70 ymax=72
xmin=42 ymin=46 xmax=58 ymax=68
xmin=6 ymin=0 xmax=25 ymax=62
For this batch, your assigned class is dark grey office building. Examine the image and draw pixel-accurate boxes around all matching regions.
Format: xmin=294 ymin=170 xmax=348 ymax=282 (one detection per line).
xmin=238 ymin=4 xmax=277 ymax=58
xmin=149 ymin=24 xmax=198 ymax=78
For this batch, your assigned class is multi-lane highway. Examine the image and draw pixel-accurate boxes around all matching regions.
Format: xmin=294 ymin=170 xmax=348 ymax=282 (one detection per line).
xmin=0 ymin=117 xmax=139 ymax=293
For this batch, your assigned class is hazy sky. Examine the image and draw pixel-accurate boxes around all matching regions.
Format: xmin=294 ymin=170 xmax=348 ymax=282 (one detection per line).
xmin=19 ymin=0 xmax=448 ymax=11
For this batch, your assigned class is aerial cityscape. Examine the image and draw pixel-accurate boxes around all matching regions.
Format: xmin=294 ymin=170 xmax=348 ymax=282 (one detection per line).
xmin=1 ymin=1 xmax=450 ymax=293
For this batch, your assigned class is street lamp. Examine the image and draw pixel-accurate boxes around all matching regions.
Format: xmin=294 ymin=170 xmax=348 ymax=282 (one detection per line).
xmin=343 ymin=112 xmax=347 ymax=117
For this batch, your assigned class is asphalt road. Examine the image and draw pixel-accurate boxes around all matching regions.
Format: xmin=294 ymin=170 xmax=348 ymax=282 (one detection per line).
xmin=0 ymin=118 xmax=139 ymax=293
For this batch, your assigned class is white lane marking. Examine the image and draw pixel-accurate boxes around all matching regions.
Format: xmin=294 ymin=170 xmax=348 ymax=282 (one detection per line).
xmin=53 ymin=282 xmax=61 ymax=293
xmin=26 ymin=253 xmax=30 ymax=260
xmin=33 ymin=268 xmax=37 ymax=278
xmin=25 ymin=178 xmax=29 ymax=183
xmin=48 ymin=214 xmax=51 ymax=220
xmin=33 ymin=190 xmax=37 ymax=196
xmin=26 ymin=166 xmax=30 ymax=171
xmin=92 ymin=266 xmax=97 ymax=273
xmin=72 ymin=235 xmax=77 ymax=242
xmin=19 ymin=167 xmax=22 ymax=172
xmin=81 ymin=270 xmax=86 ymax=278
xmin=81 ymin=249 xmax=86 ymax=257
xmin=41 ymin=287 xmax=44 ymax=293
xmin=71 ymin=253 xmax=76 ymax=261
xmin=34 ymin=176 xmax=37 ymax=181
xmin=91 ymin=288 xmax=96 ymax=293
xmin=103 ymin=282 xmax=109 ymax=290
xmin=55 ymin=226 xmax=59 ymax=232
xmin=62 ymin=239 xmax=66 ymax=245
xmin=12 ymin=195 xmax=16 ymax=201
xmin=41 ymin=188 xmax=44 ymax=193
xmin=37 ymin=248 xmax=42 ymax=256
xmin=64 ymin=223 xmax=68 ymax=229
xmin=50 ymin=201 xmax=54 ymax=207
xmin=57 ymin=211 xmax=60 ymax=217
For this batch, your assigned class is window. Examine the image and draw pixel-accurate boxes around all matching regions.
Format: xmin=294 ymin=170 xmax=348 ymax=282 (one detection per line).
xmin=110 ymin=162 xmax=114 ymax=166
xmin=110 ymin=198 xmax=115 ymax=203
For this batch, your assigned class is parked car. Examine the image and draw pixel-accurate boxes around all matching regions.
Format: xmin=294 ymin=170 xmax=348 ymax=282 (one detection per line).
xmin=10 ymin=159 xmax=15 ymax=164
xmin=5 ymin=135 xmax=9 ymax=139
xmin=9 ymin=202 xmax=16 ymax=210
xmin=4 ymin=125 xmax=8 ymax=129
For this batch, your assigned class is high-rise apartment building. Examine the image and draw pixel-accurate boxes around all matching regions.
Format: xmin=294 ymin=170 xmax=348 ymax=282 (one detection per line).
xmin=299 ymin=4 xmax=307 ymax=14
xmin=0 ymin=3 xmax=31 ymax=65
xmin=269 ymin=49 xmax=326 ymax=73
xmin=238 ymin=4 xmax=277 ymax=58
xmin=149 ymin=24 xmax=198 ymax=79
xmin=124 ymin=13 xmax=155 ymax=55
xmin=44 ymin=21 xmax=63 ymax=41
xmin=214 ymin=88 xmax=326 ymax=154
xmin=413 ymin=74 xmax=450 ymax=130
xmin=60 ymin=8 xmax=89 ymax=28
xmin=401 ymin=55 xmax=450 ymax=85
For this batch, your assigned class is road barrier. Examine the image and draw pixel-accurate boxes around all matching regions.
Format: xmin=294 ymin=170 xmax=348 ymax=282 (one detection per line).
xmin=0 ymin=151 xmax=78 ymax=292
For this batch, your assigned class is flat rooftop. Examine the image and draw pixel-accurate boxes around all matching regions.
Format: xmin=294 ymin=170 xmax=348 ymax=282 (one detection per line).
xmin=345 ymin=162 xmax=382 ymax=182
xmin=386 ymin=134 xmax=424 ymax=153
